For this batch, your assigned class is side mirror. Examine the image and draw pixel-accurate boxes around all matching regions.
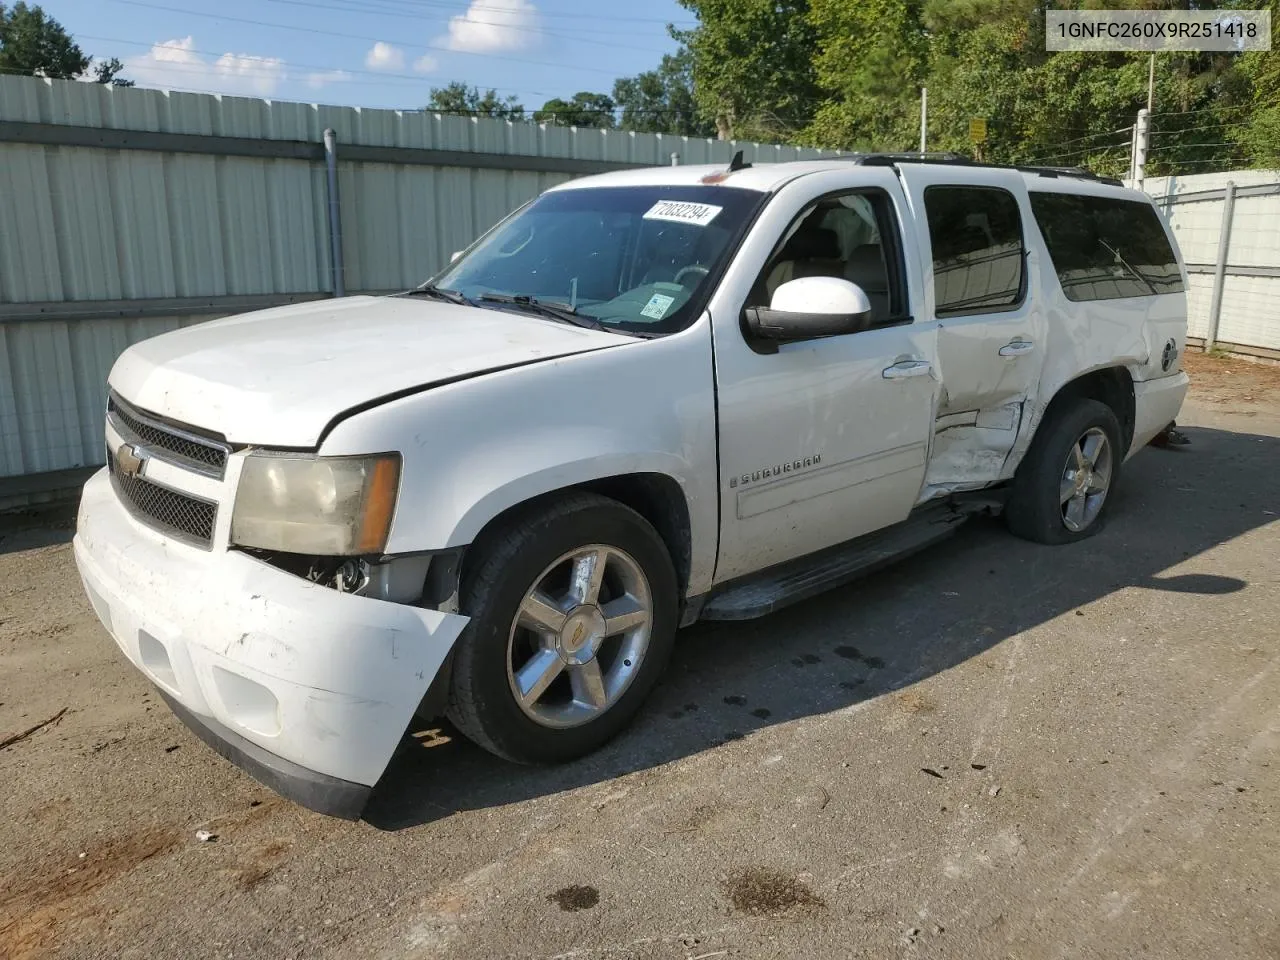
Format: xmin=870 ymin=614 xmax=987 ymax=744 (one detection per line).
xmin=743 ymin=277 xmax=872 ymax=343
xmin=450 ymin=250 xmax=463 ymax=263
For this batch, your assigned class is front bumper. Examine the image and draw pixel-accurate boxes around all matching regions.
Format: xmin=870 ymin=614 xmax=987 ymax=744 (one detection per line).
xmin=73 ymin=469 xmax=469 ymax=818
xmin=1129 ymin=371 xmax=1190 ymax=457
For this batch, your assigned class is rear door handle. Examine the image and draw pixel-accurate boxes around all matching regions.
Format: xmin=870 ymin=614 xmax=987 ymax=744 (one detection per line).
xmin=998 ymin=339 xmax=1035 ymax=357
xmin=882 ymin=359 xmax=933 ymax=380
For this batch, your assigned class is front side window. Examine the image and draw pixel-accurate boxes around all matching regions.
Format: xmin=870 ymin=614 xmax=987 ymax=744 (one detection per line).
xmin=923 ymin=186 xmax=1025 ymax=317
xmin=747 ymin=190 xmax=907 ymax=326
xmin=432 ymin=185 xmax=766 ymax=335
xmin=1029 ymin=192 xmax=1184 ymax=302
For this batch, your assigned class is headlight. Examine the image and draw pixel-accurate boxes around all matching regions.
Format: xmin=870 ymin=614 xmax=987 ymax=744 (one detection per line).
xmin=230 ymin=453 xmax=400 ymax=555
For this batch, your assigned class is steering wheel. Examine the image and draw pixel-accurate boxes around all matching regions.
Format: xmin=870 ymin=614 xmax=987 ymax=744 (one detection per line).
xmin=673 ymin=264 xmax=710 ymax=286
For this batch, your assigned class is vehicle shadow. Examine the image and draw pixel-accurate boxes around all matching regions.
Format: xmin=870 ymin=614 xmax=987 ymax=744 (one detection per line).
xmin=374 ymin=426 xmax=1272 ymax=829
xmin=0 ymin=504 xmax=76 ymax=555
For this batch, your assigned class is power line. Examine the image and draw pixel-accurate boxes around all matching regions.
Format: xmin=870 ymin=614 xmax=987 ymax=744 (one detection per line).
xmin=262 ymin=0 xmax=693 ymax=34
xmin=79 ymin=35 xmax=545 ymax=95
xmin=1025 ymin=141 xmax=1131 ymax=164
xmin=1149 ymin=103 xmax=1253 ymax=118
xmin=1148 ymin=141 xmax=1245 ymax=153
xmin=313 ymin=0 xmax=699 ymax=25
xmin=103 ymin=0 xmax=636 ymax=77
xmin=1049 ymin=125 xmax=1134 ymax=149
xmin=257 ymin=0 xmax=676 ymax=53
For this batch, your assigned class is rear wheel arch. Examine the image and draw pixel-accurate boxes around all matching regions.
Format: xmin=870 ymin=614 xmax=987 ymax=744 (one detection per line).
xmin=1035 ymin=366 xmax=1135 ymax=456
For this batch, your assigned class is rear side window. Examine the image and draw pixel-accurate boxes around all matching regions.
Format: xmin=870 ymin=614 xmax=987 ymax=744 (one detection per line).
xmin=1029 ymin=193 xmax=1184 ymax=301
xmin=923 ymin=186 xmax=1025 ymax=317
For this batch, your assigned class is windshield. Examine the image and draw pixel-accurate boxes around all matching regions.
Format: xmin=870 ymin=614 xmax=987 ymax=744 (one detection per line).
xmin=431 ymin=185 xmax=766 ymax=335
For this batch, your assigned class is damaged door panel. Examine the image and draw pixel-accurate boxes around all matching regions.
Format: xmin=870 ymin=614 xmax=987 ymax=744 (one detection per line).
xmin=922 ymin=401 xmax=1027 ymax=496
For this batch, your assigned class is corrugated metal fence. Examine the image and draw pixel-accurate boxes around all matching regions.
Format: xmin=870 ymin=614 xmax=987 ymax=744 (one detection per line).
xmin=1143 ymin=171 xmax=1280 ymax=357
xmin=0 ymin=76 xmax=840 ymax=504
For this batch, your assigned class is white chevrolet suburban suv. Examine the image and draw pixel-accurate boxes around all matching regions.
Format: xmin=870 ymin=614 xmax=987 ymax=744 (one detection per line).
xmin=74 ymin=154 xmax=1189 ymax=818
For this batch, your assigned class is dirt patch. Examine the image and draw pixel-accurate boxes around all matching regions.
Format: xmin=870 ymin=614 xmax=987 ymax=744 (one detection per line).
xmin=0 ymin=824 xmax=181 ymax=960
xmin=723 ymin=867 xmax=824 ymax=917
xmin=231 ymin=839 xmax=293 ymax=890
xmin=1184 ymin=351 xmax=1280 ymax=405
xmin=546 ymin=885 xmax=599 ymax=912
xmin=894 ymin=690 xmax=937 ymax=715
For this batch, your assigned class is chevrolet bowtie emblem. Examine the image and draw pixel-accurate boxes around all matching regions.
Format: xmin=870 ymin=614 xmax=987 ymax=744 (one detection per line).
xmin=115 ymin=442 xmax=146 ymax=478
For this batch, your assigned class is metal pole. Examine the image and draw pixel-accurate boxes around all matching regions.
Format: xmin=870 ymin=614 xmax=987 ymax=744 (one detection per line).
xmin=919 ymin=87 xmax=928 ymax=153
xmin=1205 ymin=180 xmax=1237 ymax=352
xmin=323 ymin=128 xmax=345 ymax=299
xmin=1134 ymin=108 xmax=1151 ymax=191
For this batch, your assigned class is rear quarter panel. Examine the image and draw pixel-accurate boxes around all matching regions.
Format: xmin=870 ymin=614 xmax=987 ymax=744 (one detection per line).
xmin=1006 ymin=181 xmax=1188 ymax=476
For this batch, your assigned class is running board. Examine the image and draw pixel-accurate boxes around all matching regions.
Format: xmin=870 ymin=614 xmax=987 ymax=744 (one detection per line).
xmin=700 ymin=508 xmax=969 ymax=621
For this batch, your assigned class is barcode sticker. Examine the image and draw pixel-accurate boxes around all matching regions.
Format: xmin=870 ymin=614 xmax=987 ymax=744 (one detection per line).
xmin=642 ymin=200 xmax=723 ymax=227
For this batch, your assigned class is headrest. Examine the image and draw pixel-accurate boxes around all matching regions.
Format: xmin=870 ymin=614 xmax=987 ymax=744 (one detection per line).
xmin=780 ymin=225 xmax=841 ymax=261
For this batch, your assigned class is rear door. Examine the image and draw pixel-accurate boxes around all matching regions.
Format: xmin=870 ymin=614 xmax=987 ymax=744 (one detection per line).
xmin=895 ymin=167 xmax=1048 ymax=491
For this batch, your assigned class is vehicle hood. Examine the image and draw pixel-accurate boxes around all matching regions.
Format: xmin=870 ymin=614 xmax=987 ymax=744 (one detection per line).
xmin=109 ymin=295 xmax=632 ymax=446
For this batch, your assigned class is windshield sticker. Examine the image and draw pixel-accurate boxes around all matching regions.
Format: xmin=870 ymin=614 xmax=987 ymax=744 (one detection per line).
xmin=640 ymin=293 xmax=677 ymax=320
xmin=643 ymin=200 xmax=723 ymax=227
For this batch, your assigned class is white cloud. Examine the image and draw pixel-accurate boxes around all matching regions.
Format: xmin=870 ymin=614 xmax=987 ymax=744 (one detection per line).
xmin=412 ymin=54 xmax=438 ymax=74
xmin=365 ymin=41 xmax=406 ymax=72
xmin=305 ymin=69 xmax=352 ymax=89
xmin=443 ymin=0 xmax=539 ymax=53
xmin=125 ymin=37 xmax=286 ymax=96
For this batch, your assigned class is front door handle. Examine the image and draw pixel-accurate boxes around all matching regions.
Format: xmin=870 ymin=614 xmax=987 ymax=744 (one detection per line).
xmin=998 ymin=339 xmax=1035 ymax=357
xmin=882 ymin=359 xmax=932 ymax=380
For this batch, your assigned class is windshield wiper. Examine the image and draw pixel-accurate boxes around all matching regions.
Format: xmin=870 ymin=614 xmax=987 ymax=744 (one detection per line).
xmin=1099 ymin=240 xmax=1157 ymax=295
xmin=477 ymin=293 xmax=608 ymax=332
xmin=407 ymin=284 xmax=472 ymax=306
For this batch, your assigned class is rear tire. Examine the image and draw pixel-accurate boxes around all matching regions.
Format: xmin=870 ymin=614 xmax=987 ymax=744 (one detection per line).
xmin=1006 ymin=399 xmax=1123 ymax=545
xmin=447 ymin=492 xmax=678 ymax=764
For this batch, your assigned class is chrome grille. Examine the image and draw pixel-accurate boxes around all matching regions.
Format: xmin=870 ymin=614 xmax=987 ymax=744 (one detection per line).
xmin=108 ymin=450 xmax=218 ymax=548
xmin=108 ymin=394 xmax=229 ymax=479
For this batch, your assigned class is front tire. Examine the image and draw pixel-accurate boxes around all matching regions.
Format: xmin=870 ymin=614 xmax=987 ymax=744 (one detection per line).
xmin=447 ymin=492 xmax=678 ymax=764
xmin=1006 ymin=399 xmax=1123 ymax=545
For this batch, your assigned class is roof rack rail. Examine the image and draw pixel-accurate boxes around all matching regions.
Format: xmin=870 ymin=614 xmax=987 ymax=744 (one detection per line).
xmin=833 ymin=152 xmax=1123 ymax=187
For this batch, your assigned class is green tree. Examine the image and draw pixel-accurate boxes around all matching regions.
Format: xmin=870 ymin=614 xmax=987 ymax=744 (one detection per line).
xmin=426 ymin=81 xmax=525 ymax=120
xmin=92 ymin=56 xmax=132 ymax=86
xmin=803 ymin=0 xmax=929 ymax=151
xmin=672 ymin=0 xmax=824 ymax=141
xmin=0 ymin=2 xmax=129 ymax=83
xmin=1232 ymin=0 xmax=1280 ymax=166
xmin=534 ymin=91 xmax=616 ymax=128
xmin=612 ymin=49 xmax=714 ymax=137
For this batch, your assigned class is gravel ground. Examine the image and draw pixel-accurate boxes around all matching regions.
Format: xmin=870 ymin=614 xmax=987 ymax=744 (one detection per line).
xmin=2 ymin=352 xmax=1278 ymax=960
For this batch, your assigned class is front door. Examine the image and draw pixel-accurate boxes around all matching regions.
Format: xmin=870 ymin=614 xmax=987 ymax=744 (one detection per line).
xmin=895 ymin=167 xmax=1047 ymax=490
xmin=707 ymin=169 xmax=939 ymax=583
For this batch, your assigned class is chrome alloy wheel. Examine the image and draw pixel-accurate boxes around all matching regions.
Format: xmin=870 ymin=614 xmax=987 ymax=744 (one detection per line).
xmin=506 ymin=545 xmax=652 ymax=729
xmin=1060 ymin=427 xmax=1114 ymax=532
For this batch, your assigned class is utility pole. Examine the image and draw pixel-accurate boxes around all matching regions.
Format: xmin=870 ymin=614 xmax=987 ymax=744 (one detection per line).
xmin=1147 ymin=54 xmax=1155 ymax=112
xmin=919 ymin=87 xmax=928 ymax=154
xmin=1134 ymin=107 xmax=1151 ymax=191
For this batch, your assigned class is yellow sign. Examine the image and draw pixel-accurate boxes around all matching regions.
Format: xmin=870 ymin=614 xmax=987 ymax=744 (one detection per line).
xmin=969 ymin=117 xmax=988 ymax=142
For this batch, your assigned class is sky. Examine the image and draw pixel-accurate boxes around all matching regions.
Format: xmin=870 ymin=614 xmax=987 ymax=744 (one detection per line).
xmin=42 ymin=0 xmax=693 ymax=112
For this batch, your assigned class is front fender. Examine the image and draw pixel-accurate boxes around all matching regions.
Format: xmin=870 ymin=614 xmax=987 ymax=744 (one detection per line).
xmin=318 ymin=321 xmax=720 ymax=595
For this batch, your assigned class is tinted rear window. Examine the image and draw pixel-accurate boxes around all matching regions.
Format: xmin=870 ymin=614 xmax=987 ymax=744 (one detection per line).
xmin=923 ymin=186 xmax=1025 ymax=316
xmin=1029 ymin=193 xmax=1184 ymax=301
